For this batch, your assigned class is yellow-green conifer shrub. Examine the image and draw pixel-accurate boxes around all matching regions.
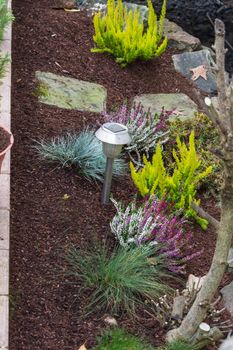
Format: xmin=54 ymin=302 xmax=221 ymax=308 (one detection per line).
xmin=130 ymin=131 xmax=212 ymax=229
xmin=91 ymin=0 xmax=167 ymax=67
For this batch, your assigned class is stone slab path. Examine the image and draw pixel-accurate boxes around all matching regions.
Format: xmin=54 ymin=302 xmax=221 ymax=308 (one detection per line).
xmin=36 ymin=71 xmax=107 ymax=113
xmin=0 ymin=1 xmax=12 ymax=348
xmin=134 ymin=93 xmax=197 ymax=121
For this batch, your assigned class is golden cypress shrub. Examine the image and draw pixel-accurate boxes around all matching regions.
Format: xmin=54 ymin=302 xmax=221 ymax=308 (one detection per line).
xmin=91 ymin=0 xmax=167 ymax=67
xmin=130 ymin=131 xmax=212 ymax=229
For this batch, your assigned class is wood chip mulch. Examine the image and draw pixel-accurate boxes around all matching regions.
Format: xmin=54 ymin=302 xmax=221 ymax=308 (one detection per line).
xmin=10 ymin=1 xmax=230 ymax=349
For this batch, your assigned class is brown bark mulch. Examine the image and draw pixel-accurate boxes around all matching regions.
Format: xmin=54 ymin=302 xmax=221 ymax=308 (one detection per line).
xmin=10 ymin=1 xmax=230 ymax=349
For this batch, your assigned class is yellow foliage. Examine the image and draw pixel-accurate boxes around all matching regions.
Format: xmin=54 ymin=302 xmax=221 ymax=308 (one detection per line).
xmin=92 ymin=0 xmax=167 ymax=67
xmin=130 ymin=131 xmax=212 ymax=229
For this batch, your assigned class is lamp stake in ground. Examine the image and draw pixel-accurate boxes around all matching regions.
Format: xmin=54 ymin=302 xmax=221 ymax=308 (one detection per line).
xmin=95 ymin=122 xmax=131 ymax=204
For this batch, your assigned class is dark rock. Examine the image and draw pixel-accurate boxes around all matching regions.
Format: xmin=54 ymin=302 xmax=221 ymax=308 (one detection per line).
xmin=172 ymin=50 xmax=217 ymax=94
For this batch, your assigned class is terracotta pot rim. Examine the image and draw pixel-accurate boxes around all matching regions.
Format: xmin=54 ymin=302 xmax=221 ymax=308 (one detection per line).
xmin=0 ymin=124 xmax=14 ymax=157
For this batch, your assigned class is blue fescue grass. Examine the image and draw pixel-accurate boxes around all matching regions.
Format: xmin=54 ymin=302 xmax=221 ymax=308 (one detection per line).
xmin=34 ymin=130 xmax=127 ymax=182
xmin=65 ymin=244 xmax=173 ymax=316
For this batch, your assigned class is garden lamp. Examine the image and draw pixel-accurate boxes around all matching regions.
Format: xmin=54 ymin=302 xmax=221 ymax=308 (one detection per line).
xmin=95 ymin=122 xmax=131 ymax=204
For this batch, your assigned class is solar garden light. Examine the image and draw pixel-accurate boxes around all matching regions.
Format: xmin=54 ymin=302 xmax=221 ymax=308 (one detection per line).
xmin=95 ymin=122 xmax=131 ymax=204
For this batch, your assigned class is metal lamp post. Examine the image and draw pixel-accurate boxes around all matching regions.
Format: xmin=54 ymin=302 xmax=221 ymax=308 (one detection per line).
xmin=95 ymin=122 xmax=131 ymax=204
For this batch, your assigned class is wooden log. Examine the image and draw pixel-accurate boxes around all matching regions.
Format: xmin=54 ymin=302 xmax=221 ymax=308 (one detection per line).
xmin=171 ymin=295 xmax=186 ymax=321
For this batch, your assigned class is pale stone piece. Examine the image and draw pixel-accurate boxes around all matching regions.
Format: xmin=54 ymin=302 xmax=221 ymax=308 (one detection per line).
xmin=0 ymin=175 xmax=10 ymax=210
xmin=0 ymin=112 xmax=11 ymax=130
xmin=0 ymin=296 xmax=9 ymax=348
xmin=1 ymin=39 xmax=11 ymax=56
xmin=0 ymin=250 xmax=9 ymax=295
xmin=0 ymin=67 xmax=11 ymax=90
xmin=221 ymin=281 xmax=233 ymax=316
xmin=36 ymin=71 xmax=107 ymax=113
xmin=1 ymin=151 xmax=10 ymax=175
xmin=0 ymin=210 xmax=9 ymax=250
xmin=134 ymin=93 xmax=197 ymax=121
xmin=3 ymin=24 xmax=12 ymax=41
xmin=219 ymin=337 xmax=233 ymax=350
xmin=0 ymin=85 xmax=11 ymax=113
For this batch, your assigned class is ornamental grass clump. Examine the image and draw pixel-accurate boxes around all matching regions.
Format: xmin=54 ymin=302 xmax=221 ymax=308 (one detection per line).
xmin=92 ymin=0 xmax=167 ymax=67
xmin=35 ymin=130 xmax=126 ymax=182
xmin=130 ymin=131 xmax=212 ymax=228
xmin=103 ymin=103 xmax=173 ymax=166
xmin=111 ymin=196 xmax=201 ymax=273
xmin=65 ymin=244 xmax=172 ymax=316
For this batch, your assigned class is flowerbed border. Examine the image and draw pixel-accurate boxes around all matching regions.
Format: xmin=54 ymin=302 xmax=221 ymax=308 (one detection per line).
xmin=0 ymin=0 xmax=12 ymax=348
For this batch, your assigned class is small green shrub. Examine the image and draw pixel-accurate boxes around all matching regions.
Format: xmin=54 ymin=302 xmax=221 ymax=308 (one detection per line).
xmin=93 ymin=328 xmax=155 ymax=350
xmin=34 ymin=131 xmax=127 ymax=182
xmin=165 ymin=113 xmax=222 ymax=191
xmin=130 ymin=131 xmax=212 ymax=228
xmin=65 ymin=244 xmax=172 ymax=316
xmin=92 ymin=0 xmax=167 ymax=67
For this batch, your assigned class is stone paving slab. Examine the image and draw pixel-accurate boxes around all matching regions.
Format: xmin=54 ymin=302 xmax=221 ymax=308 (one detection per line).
xmin=134 ymin=93 xmax=197 ymax=121
xmin=36 ymin=71 xmax=107 ymax=113
xmin=0 ymin=2 xmax=12 ymax=347
xmin=0 ymin=175 xmax=10 ymax=210
xmin=0 ymin=112 xmax=11 ymax=131
xmin=0 ymin=296 xmax=9 ymax=347
xmin=0 ymin=210 xmax=9 ymax=250
xmin=0 ymin=250 xmax=9 ymax=295
xmin=1 ymin=151 xmax=10 ymax=175
xmin=0 ymin=85 xmax=11 ymax=114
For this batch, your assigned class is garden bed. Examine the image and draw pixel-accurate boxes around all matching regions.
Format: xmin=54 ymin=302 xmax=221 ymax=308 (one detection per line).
xmin=9 ymin=0 xmax=232 ymax=349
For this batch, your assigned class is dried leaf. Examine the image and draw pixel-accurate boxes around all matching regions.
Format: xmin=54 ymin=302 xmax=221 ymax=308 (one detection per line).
xmin=104 ymin=316 xmax=118 ymax=326
xmin=190 ymin=65 xmax=208 ymax=81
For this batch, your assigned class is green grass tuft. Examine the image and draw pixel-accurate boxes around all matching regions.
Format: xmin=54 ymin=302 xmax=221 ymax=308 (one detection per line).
xmin=164 ymin=341 xmax=193 ymax=350
xmin=93 ymin=328 xmax=155 ymax=350
xmin=65 ymin=244 xmax=172 ymax=316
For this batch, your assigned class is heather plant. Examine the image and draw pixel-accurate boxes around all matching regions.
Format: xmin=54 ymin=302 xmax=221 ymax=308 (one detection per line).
xmin=110 ymin=196 xmax=201 ymax=273
xmin=103 ymin=103 xmax=173 ymax=167
xmin=130 ymin=131 xmax=212 ymax=228
xmin=92 ymin=0 xmax=167 ymax=67
xmin=65 ymin=244 xmax=172 ymax=316
xmin=165 ymin=113 xmax=222 ymax=191
xmin=35 ymin=130 xmax=127 ymax=182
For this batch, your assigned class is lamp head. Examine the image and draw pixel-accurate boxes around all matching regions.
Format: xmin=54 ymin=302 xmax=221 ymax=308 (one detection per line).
xmin=95 ymin=122 xmax=131 ymax=158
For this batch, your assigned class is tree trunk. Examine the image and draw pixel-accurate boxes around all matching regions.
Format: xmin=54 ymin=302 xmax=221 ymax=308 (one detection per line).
xmin=167 ymin=185 xmax=233 ymax=340
xmin=166 ymin=18 xmax=233 ymax=343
